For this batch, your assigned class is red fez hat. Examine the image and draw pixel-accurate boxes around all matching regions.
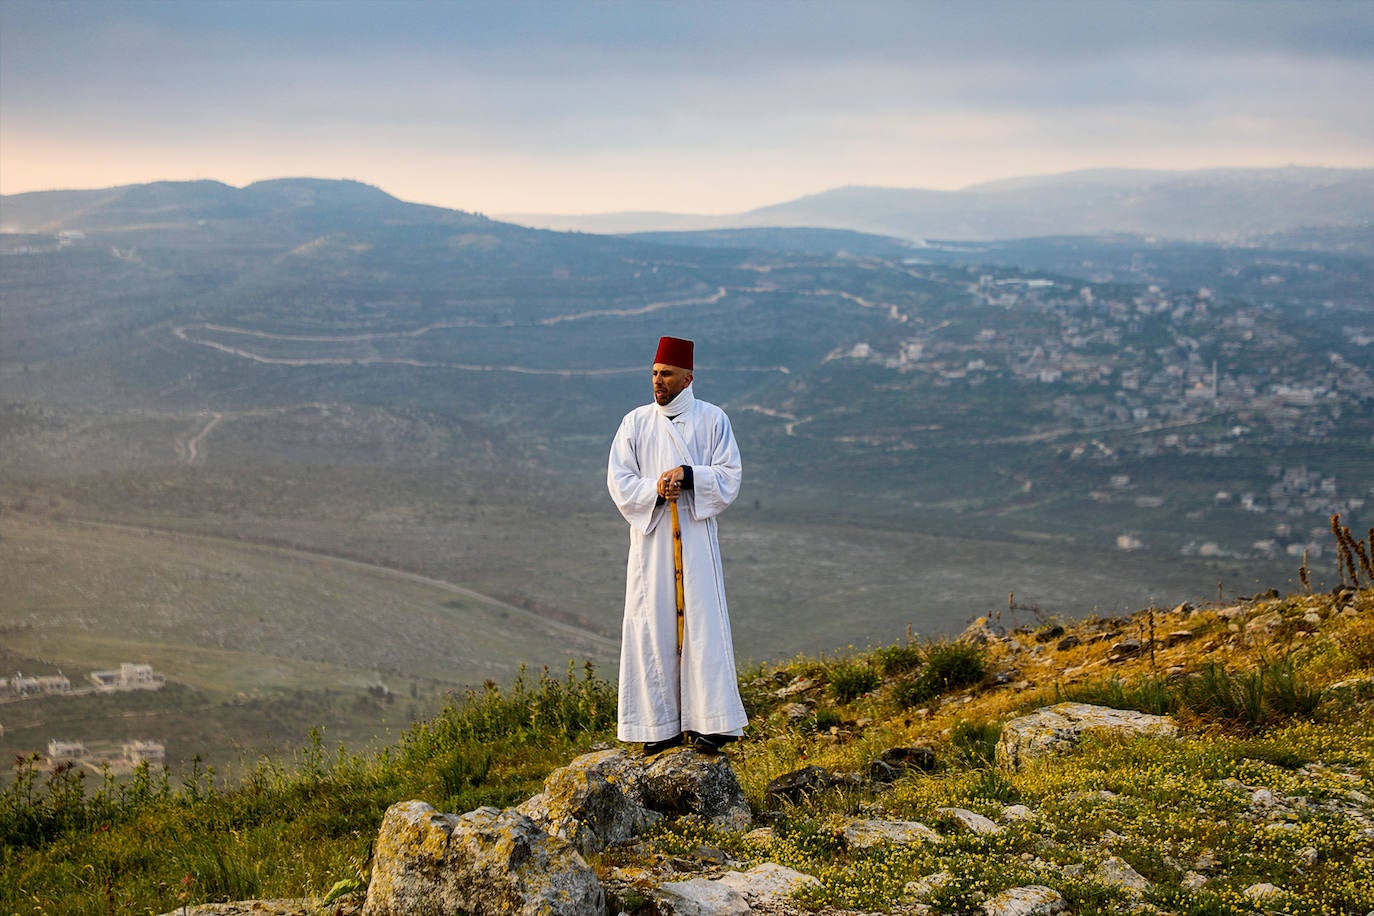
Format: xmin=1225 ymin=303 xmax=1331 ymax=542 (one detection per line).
xmin=654 ymin=336 xmax=694 ymax=370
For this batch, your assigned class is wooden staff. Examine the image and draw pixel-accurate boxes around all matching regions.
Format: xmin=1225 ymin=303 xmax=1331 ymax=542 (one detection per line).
xmin=670 ymin=496 xmax=685 ymax=656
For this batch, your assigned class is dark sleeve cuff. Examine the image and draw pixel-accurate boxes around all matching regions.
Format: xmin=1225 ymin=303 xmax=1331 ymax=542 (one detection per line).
xmin=680 ymin=465 xmax=694 ymax=489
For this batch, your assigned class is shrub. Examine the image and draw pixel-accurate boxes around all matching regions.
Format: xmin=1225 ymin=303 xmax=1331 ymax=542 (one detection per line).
xmin=400 ymin=660 xmax=614 ymax=758
xmin=801 ymin=708 xmax=844 ymax=734
xmin=887 ymin=641 xmax=988 ymax=710
xmin=891 ymin=673 xmax=939 ymax=708
xmin=828 ymin=662 xmax=880 ymax=702
xmin=1176 ymin=657 xmax=1324 ymax=731
xmin=873 ymin=641 xmax=924 ymax=676
xmin=1055 ymin=675 xmax=1173 ymax=717
xmin=924 ymin=641 xmax=988 ymax=691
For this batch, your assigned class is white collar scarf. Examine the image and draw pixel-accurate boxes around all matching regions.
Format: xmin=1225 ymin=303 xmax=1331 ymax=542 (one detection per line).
xmin=655 ymin=384 xmax=695 ymax=418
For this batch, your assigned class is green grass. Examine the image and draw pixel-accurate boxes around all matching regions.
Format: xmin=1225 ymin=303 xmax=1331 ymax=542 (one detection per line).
xmin=6 ymin=591 xmax=1374 ymax=915
xmin=1056 ymin=655 xmax=1324 ymax=733
xmin=1 ymin=663 xmax=617 ymax=914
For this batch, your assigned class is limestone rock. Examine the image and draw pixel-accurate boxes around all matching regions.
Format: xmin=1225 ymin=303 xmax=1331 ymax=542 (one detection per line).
xmin=520 ymin=747 xmax=749 ymax=854
xmin=716 ymin=863 xmax=822 ymax=903
xmin=1164 ymin=629 xmax=1196 ymax=647
xmin=960 ymin=616 xmax=1001 ymax=645
xmin=1108 ymin=638 xmax=1144 ymax=661
xmin=363 ymin=801 xmax=606 ymax=916
xmin=904 ymin=870 xmax=952 ymax=901
xmin=1243 ymin=882 xmax=1284 ymax=901
xmin=764 ymin=765 xmax=836 ymax=804
xmin=1000 ymin=804 xmax=1035 ymax=822
xmin=937 ymin=806 xmax=1003 ymax=835
xmin=744 ymin=826 xmax=774 ymax=844
xmin=775 ymin=676 xmax=816 ymax=698
xmin=1095 ymin=855 xmax=1150 ymax=894
xmin=996 ymin=702 xmax=1179 ymax=769
xmin=876 ymin=744 xmax=937 ymax=774
xmin=653 ymin=877 xmax=751 ymax=915
xmin=516 ymin=748 xmax=657 ymax=854
xmin=982 ymin=885 xmax=1067 ymax=915
xmin=641 ymin=747 xmax=752 ymax=831
xmin=842 ymin=817 xmax=942 ymax=849
xmin=868 ymin=759 xmax=904 ymax=783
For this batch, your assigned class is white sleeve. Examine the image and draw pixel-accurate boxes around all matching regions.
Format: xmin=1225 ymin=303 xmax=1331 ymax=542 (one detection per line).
xmin=688 ymin=410 xmax=741 ymax=521
xmin=607 ymin=414 xmax=663 ymax=535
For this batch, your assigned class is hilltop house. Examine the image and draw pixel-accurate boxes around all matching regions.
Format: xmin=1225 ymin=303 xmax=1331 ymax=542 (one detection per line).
xmin=6 ymin=673 xmax=72 ymax=697
xmin=122 ymin=740 xmax=166 ymax=766
xmin=47 ymin=740 xmax=88 ymax=762
xmin=89 ymin=663 xmax=165 ymax=692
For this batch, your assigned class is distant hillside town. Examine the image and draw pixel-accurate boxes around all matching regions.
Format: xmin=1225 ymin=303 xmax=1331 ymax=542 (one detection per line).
xmin=1 ymin=662 xmax=166 ymax=699
xmin=44 ymin=738 xmax=166 ymax=772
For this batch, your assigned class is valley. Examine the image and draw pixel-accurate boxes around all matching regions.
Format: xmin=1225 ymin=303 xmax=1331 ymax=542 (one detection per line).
xmin=1 ymin=176 xmax=1369 ymax=778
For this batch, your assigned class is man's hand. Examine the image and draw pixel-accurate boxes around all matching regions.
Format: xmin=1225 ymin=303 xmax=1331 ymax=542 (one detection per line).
xmin=657 ymin=467 xmax=684 ymax=500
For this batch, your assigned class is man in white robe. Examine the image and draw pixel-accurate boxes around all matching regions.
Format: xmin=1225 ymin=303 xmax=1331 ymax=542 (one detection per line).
xmin=607 ymin=336 xmax=748 ymax=754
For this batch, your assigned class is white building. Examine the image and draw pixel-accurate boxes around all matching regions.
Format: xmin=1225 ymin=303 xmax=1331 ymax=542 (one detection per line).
xmin=123 ymin=740 xmax=166 ymax=765
xmin=90 ymin=663 xmax=166 ymax=692
xmin=47 ymin=740 xmax=88 ymax=762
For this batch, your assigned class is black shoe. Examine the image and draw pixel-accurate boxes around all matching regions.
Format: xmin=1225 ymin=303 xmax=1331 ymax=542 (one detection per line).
xmin=687 ymin=733 xmax=736 ymax=754
xmin=643 ymin=734 xmax=683 ymax=756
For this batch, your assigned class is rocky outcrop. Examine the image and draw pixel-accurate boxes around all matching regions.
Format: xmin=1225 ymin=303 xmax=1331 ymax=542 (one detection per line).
xmin=364 ymin=747 xmax=752 ymax=915
xmin=995 ymin=702 xmax=1178 ymax=769
xmin=519 ymin=746 xmax=751 ymax=855
xmin=516 ymin=749 xmax=657 ymax=855
xmin=362 ymin=801 xmax=605 ymax=916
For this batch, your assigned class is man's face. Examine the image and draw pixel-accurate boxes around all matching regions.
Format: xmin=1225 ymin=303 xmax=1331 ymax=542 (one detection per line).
xmin=652 ymin=363 xmax=692 ymax=406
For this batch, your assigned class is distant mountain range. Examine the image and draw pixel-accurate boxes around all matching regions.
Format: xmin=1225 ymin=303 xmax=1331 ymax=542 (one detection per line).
xmin=0 ymin=177 xmax=477 ymax=235
xmin=497 ymin=166 xmax=1374 ymax=241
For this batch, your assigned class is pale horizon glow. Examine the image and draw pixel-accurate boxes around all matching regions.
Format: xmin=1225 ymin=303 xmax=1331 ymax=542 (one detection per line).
xmin=2 ymin=0 xmax=1372 ymax=216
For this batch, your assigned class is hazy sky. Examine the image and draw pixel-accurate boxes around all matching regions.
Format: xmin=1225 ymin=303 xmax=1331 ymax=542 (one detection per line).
xmin=3 ymin=0 xmax=1372 ymax=215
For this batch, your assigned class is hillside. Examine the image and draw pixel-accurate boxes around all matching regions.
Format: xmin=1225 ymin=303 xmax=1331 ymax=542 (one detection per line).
xmin=4 ymin=561 xmax=1371 ymax=914
xmin=498 ymin=166 xmax=1374 ymax=240
xmin=3 ymin=176 xmax=1372 ymax=786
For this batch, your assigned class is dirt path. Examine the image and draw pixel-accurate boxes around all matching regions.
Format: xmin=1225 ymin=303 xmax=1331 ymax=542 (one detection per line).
xmin=183 ymin=411 xmax=222 ymax=464
xmin=167 ymin=287 xmax=793 ymax=377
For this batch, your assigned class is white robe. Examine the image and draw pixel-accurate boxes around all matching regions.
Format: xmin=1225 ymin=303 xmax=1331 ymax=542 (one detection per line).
xmin=607 ymin=385 xmax=748 ymax=743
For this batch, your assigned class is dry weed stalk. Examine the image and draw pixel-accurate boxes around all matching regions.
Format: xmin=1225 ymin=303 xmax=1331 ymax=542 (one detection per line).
xmin=1148 ymin=606 xmax=1157 ymax=672
xmin=1328 ymin=514 xmax=1371 ymax=588
xmin=1355 ymin=529 xmax=1374 ymax=583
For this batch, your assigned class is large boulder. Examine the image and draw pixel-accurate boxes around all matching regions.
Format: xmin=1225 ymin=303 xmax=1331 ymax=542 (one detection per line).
xmin=996 ymin=702 xmax=1178 ymax=769
xmin=520 ymin=747 xmax=750 ymax=854
xmin=517 ymin=749 xmax=658 ymax=854
xmin=640 ymin=747 xmax=752 ymax=830
xmin=363 ymin=801 xmax=606 ymax=916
